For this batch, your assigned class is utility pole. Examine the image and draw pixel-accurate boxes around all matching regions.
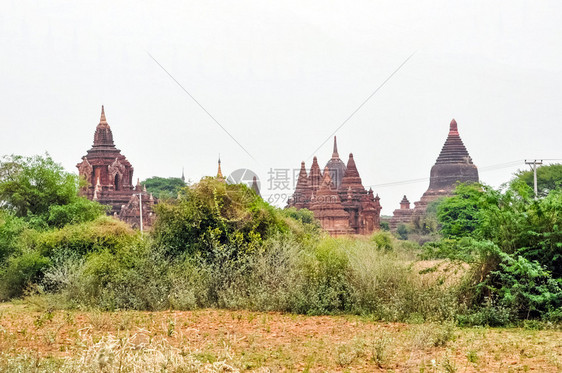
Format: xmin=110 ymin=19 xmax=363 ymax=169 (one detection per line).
xmin=524 ymin=159 xmax=543 ymax=198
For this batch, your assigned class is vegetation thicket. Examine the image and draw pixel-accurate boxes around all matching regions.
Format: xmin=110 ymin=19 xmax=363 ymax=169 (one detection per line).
xmin=1 ymin=154 xmax=561 ymax=326
xmin=515 ymin=163 xmax=562 ymax=197
xmin=424 ymin=179 xmax=562 ymax=325
xmin=141 ymin=176 xmax=187 ymax=199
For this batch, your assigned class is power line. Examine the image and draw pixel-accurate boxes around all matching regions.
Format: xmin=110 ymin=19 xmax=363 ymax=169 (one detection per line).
xmin=308 ymin=51 xmax=416 ymax=160
xmin=146 ymin=52 xmax=256 ymax=162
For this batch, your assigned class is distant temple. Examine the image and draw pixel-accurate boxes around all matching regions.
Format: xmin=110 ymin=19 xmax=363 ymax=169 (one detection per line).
xmin=391 ymin=119 xmax=479 ymax=228
xmin=76 ymin=108 xmax=477 ymax=233
xmin=251 ymin=176 xmax=261 ymax=197
xmin=389 ymin=195 xmax=414 ymax=230
xmin=77 ymin=106 xmax=155 ymax=228
xmin=287 ymin=137 xmax=382 ymax=236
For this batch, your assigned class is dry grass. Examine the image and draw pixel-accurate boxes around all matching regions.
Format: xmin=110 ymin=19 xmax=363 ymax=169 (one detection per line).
xmin=0 ymin=302 xmax=561 ymax=372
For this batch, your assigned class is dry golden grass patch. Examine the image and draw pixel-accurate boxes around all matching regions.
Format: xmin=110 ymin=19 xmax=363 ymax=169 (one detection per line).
xmin=0 ymin=302 xmax=560 ymax=372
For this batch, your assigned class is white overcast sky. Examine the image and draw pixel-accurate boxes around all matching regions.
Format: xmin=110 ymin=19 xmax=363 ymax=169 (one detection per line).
xmin=1 ymin=1 xmax=561 ymax=214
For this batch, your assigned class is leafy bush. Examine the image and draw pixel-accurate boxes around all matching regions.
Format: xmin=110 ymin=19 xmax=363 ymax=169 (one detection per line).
xmin=45 ymin=231 xmax=462 ymax=322
xmin=514 ymin=163 xmax=562 ymax=197
xmin=0 ymin=251 xmax=51 ymax=300
xmin=457 ymin=298 xmax=513 ymax=327
xmin=0 ymin=216 xmax=138 ymax=302
xmin=490 ymin=252 xmax=562 ymax=320
xmin=153 ymin=177 xmax=290 ymax=258
xmin=50 ymin=241 xmax=170 ymax=311
xmin=35 ymin=216 xmax=137 ymax=258
xmin=0 ymin=211 xmax=30 ymax=264
xmin=0 ymin=154 xmax=105 ymax=228
xmin=432 ymin=182 xmax=562 ymax=322
xmin=46 ymin=197 xmax=107 ymax=228
xmin=142 ymin=176 xmax=186 ymax=199
xmin=396 ymin=224 xmax=409 ymax=240
xmin=437 ymin=184 xmax=482 ymax=239
xmin=371 ymin=231 xmax=394 ymax=251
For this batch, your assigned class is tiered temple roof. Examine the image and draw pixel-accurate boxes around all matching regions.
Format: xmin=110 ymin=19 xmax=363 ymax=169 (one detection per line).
xmin=309 ymin=156 xmax=322 ymax=193
xmin=217 ymin=156 xmax=224 ymax=179
xmin=324 ymin=137 xmax=347 ymax=189
xmin=340 ymin=153 xmax=364 ymax=193
xmin=77 ymin=106 xmax=154 ymax=228
xmin=389 ymin=195 xmax=414 ymax=230
xmin=287 ymin=139 xmax=381 ymax=236
xmin=412 ymin=118 xmax=479 ymax=215
xmin=291 ymin=161 xmax=312 ymax=209
xmin=251 ymin=176 xmax=261 ymax=197
xmin=309 ymin=168 xmax=354 ymax=235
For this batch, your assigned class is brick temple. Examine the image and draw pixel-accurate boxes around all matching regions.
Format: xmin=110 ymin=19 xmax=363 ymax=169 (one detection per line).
xmin=287 ymin=137 xmax=382 ymax=236
xmin=389 ymin=195 xmax=414 ymax=230
xmin=390 ymin=119 xmax=479 ymax=228
xmin=77 ymin=106 xmax=155 ymax=228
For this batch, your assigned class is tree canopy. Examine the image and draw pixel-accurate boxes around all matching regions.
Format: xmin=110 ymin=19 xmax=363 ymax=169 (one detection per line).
xmin=142 ymin=176 xmax=187 ymax=199
xmin=0 ymin=154 xmax=105 ymax=228
xmin=515 ymin=163 xmax=562 ymax=197
xmin=153 ymin=177 xmax=294 ymax=258
xmin=433 ymin=181 xmax=562 ymax=321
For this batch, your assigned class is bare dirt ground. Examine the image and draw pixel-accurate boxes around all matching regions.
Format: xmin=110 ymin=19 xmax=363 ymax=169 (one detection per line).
xmin=0 ymin=302 xmax=561 ymax=372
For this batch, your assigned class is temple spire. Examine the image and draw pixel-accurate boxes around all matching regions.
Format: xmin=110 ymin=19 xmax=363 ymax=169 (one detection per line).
xmin=99 ymin=105 xmax=108 ymax=126
xmin=345 ymin=153 xmax=359 ymax=177
xmin=332 ymin=136 xmax=339 ymax=158
xmin=309 ymin=156 xmax=322 ymax=192
xmin=93 ymin=105 xmax=115 ymax=147
xmin=414 ymin=117 xmax=479 ymax=217
xmin=320 ymin=166 xmax=334 ymax=189
xmin=400 ymin=195 xmax=410 ymax=210
xmin=340 ymin=153 xmax=364 ymax=192
xmin=251 ymin=176 xmax=261 ymax=197
xmin=449 ymin=118 xmax=458 ymax=134
xmin=181 ymin=167 xmax=185 ymax=182
xmin=296 ymin=161 xmax=308 ymax=184
xmin=217 ymin=155 xmax=223 ymax=178
xmin=325 ymin=136 xmax=346 ymax=189
xmin=435 ymin=119 xmax=473 ymax=165
xmin=288 ymin=161 xmax=311 ymax=209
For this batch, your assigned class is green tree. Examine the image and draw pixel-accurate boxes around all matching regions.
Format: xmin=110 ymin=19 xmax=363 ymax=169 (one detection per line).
xmin=437 ymin=183 xmax=483 ymax=239
xmin=0 ymin=211 xmax=29 ymax=263
xmin=153 ymin=177 xmax=287 ymax=258
xmin=434 ymin=181 xmax=562 ymax=321
xmin=142 ymin=176 xmax=187 ymax=199
xmin=515 ymin=163 xmax=562 ymax=197
xmin=282 ymin=207 xmax=317 ymax=225
xmin=0 ymin=154 xmax=105 ymax=228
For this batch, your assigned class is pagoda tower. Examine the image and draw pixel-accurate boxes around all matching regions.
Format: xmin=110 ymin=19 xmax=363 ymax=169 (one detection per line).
xmin=339 ymin=153 xmax=365 ymax=195
xmin=413 ymin=119 xmax=479 ymax=214
xmin=309 ymin=167 xmax=354 ymax=236
xmin=287 ymin=145 xmax=382 ymax=236
xmin=389 ymin=195 xmax=414 ymax=230
xmin=287 ymin=161 xmax=312 ymax=209
xmin=77 ymin=106 xmax=135 ymax=214
xmin=309 ymin=156 xmax=323 ymax=194
xmin=216 ymin=156 xmax=225 ymax=181
xmin=358 ymin=189 xmax=382 ymax=234
xmin=339 ymin=153 xmax=380 ymax=235
xmin=324 ymin=136 xmax=347 ymax=189
xmin=251 ymin=176 xmax=261 ymax=197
